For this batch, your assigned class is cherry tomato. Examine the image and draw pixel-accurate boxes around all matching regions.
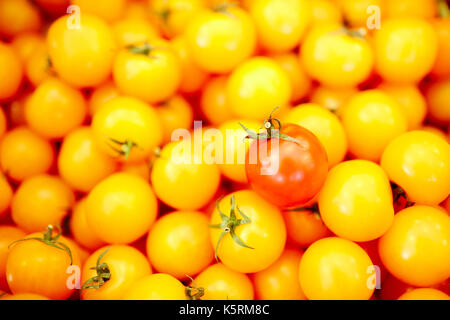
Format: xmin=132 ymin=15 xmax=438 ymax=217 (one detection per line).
xmin=47 ymin=14 xmax=117 ymax=88
xmin=151 ymin=140 xmax=221 ymax=210
xmin=227 ymin=57 xmax=291 ymax=121
xmin=0 ymin=42 xmax=23 ymax=101
xmin=112 ymin=18 xmax=159 ymax=48
xmin=92 ymin=96 xmax=163 ymax=163
xmin=24 ymin=43 xmax=53 ymax=87
xmin=210 ymin=190 xmax=286 ymax=273
xmin=156 ymin=95 xmax=193 ymax=144
xmin=425 ymin=78 xmax=450 ymax=123
xmin=0 ymin=226 xmax=26 ymax=291
xmin=373 ymin=18 xmax=437 ymax=84
xmin=88 ymin=81 xmax=119 ymax=117
xmin=86 ymin=172 xmax=158 ymax=244
xmin=246 ymin=122 xmax=328 ymax=209
xmin=113 ymin=39 xmax=181 ymax=104
xmin=11 ymin=32 xmax=45 ymax=62
xmin=81 ymin=245 xmax=151 ymax=300
xmin=379 ymin=205 xmax=450 ymax=287
xmin=384 ymin=0 xmax=437 ymax=19
xmin=398 ymin=288 xmax=449 ymax=300
xmin=11 ymin=174 xmax=75 ymax=233
xmin=381 ymin=131 xmax=450 ymax=205
xmin=337 ymin=0 xmax=384 ymax=28
xmin=120 ymin=160 xmax=151 ymax=181
xmin=123 ymin=273 xmax=186 ymax=300
xmin=431 ymin=17 xmax=450 ymax=77
xmin=299 ymin=237 xmax=374 ymax=300
xmin=0 ymin=127 xmax=54 ymax=182
xmin=0 ymin=174 xmax=12 ymax=219
xmin=147 ymin=211 xmax=213 ymax=279
xmin=310 ymin=0 xmax=343 ymax=26
xmin=0 ymin=0 xmax=42 ymax=39
xmin=310 ymin=86 xmax=357 ymax=114
xmin=194 ymin=263 xmax=254 ymax=300
xmin=253 ymin=249 xmax=306 ymax=300
xmin=72 ymin=0 xmax=126 ymax=23
xmin=249 ymin=0 xmax=310 ymax=53
xmin=341 ymin=89 xmax=407 ymax=162
xmin=6 ymin=226 xmax=81 ymax=300
xmin=26 ymin=78 xmax=87 ymax=140
xmin=200 ymin=76 xmax=234 ymax=126
xmin=300 ymin=23 xmax=373 ymax=88
xmin=186 ymin=6 xmax=256 ymax=73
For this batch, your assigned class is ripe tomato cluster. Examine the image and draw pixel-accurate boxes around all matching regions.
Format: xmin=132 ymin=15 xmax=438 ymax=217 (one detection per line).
xmin=0 ymin=0 xmax=450 ymax=301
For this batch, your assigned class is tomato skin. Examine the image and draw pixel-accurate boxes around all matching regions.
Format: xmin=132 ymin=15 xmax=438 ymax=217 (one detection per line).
xmin=384 ymin=0 xmax=437 ymax=19
xmin=398 ymin=288 xmax=450 ymax=300
xmin=379 ymin=205 xmax=450 ymax=287
xmin=298 ymin=237 xmax=374 ymax=300
xmin=72 ymin=0 xmax=127 ymax=23
xmin=337 ymin=0 xmax=384 ymax=28
xmin=310 ymin=0 xmax=343 ymax=26
xmin=86 ymin=173 xmax=158 ymax=245
xmin=47 ymin=14 xmax=117 ymax=88
xmin=123 ymin=273 xmax=186 ymax=300
xmin=310 ymin=86 xmax=357 ymax=114
xmin=156 ymin=95 xmax=193 ymax=144
xmin=380 ymin=131 xmax=450 ymax=206
xmin=0 ymin=174 xmax=12 ymax=219
xmin=246 ymin=123 xmax=328 ymax=209
xmin=0 ymin=226 xmax=26 ymax=291
xmin=6 ymin=232 xmax=81 ymax=300
xmin=210 ymin=190 xmax=286 ymax=274
xmin=1 ymin=293 xmax=49 ymax=300
xmin=0 ymin=42 xmax=23 ymax=101
xmin=425 ymin=78 xmax=450 ymax=123
xmin=318 ymin=160 xmax=394 ymax=242
xmin=194 ymin=263 xmax=254 ymax=300
xmin=200 ymin=76 xmax=234 ymax=126
xmin=431 ymin=18 xmax=450 ymax=77
xmin=253 ymin=249 xmax=306 ymax=300
xmin=0 ymin=0 xmax=42 ymax=39
xmin=11 ymin=174 xmax=75 ymax=233
xmin=146 ymin=211 xmax=214 ymax=279
xmin=81 ymin=245 xmax=152 ymax=300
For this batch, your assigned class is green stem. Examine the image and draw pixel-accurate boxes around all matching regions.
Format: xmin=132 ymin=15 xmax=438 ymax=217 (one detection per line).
xmin=81 ymin=248 xmax=111 ymax=290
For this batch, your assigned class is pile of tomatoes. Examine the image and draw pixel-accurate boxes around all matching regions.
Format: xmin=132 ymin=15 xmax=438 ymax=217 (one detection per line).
xmin=0 ymin=0 xmax=450 ymax=301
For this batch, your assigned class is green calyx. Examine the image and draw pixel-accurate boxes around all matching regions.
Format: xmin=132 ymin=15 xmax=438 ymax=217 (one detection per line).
xmin=185 ymin=275 xmax=205 ymax=300
xmin=391 ymin=182 xmax=415 ymax=209
xmin=209 ymin=195 xmax=253 ymax=262
xmin=8 ymin=225 xmax=73 ymax=265
xmin=212 ymin=1 xmax=237 ymax=17
xmin=106 ymin=136 xmax=139 ymax=160
xmin=81 ymin=248 xmax=111 ymax=290
xmin=128 ymin=42 xmax=158 ymax=57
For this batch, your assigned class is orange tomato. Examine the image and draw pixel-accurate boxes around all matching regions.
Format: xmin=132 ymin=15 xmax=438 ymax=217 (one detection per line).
xmin=120 ymin=160 xmax=151 ymax=181
xmin=425 ymin=78 xmax=450 ymax=123
xmin=11 ymin=32 xmax=45 ymax=62
xmin=0 ymin=0 xmax=42 ymax=38
xmin=156 ymin=95 xmax=193 ymax=144
xmin=88 ymin=81 xmax=119 ymax=117
xmin=1 ymin=293 xmax=49 ymax=300
xmin=0 ymin=107 xmax=5 ymax=138
xmin=0 ymin=226 xmax=26 ymax=291
xmin=0 ymin=174 xmax=12 ymax=219
xmin=72 ymin=0 xmax=127 ymax=23
xmin=431 ymin=17 xmax=450 ymax=77
xmin=398 ymin=288 xmax=449 ymax=300
xmin=200 ymin=76 xmax=234 ymax=126
xmin=0 ymin=42 xmax=23 ymax=101
xmin=24 ymin=43 xmax=53 ymax=87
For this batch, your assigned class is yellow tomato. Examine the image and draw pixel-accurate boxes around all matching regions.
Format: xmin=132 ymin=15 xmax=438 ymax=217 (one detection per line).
xmin=112 ymin=18 xmax=159 ymax=48
xmin=0 ymin=42 xmax=23 ymax=100
xmin=341 ymin=89 xmax=407 ymax=162
xmin=398 ymin=288 xmax=449 ymax=300
xmin=310 ymin=86 xmax=357 ymax=114
xmin=1 ymin=293 xmax=49 ymax=300
xmin=200 ymin=76 xmax=234 ymax=126
xmin=88 ymin=81 xmax=119 ymax=117
xmin=310 ymin=0 xmax=343 ymax=26
xmin=123 ymin=273 xmax=186 ymax=300
xmin=194 ymin=263 xmax=254 ymax=300
xmin=227 ymin=57 xmax=291 ymax=121
xmin=156 ymin=95 xmax=193 ymax=144
xmin=299 ymin=237 xmax=374 ymax=300
xmin=384 ymin=0 xmax=437 ymax=19
xmin=337 ymin=0 xmax=384 ymax=28
xmin=86 ymin=173 xmax=158 ymax=244
xmin=381 ymin=131 xmax=450 ymax=205
xmin=425 ymin=78 xmax=450 ymax=123
xmin=283 ymin=103 xmax=347 ymax=167
xmin=11 ymin=32 xmax=45 ymax=62
xmin=0 ymin=226 xmax=26 ymax=291
xmin=72 ymin=0 xmax=126 ymax=22
xmin=120 ymin=160 xmax=151 ymax=181
xmin=24 ymin=43 xmax=53 ymax=87
xmin=0 ymin=0 xmax=42 ymax=38
xmin=379 ymin=206 xmax=450 ymax=287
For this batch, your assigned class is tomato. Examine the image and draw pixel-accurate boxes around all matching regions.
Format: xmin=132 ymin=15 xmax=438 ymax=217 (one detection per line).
xmin=86 ymin=173 xmax=158 ymax=244
xmin=81 ymin=245 xmax=151 ymax=300
xmin=112 ymin=18 xmax=159 ymax=48
xmin=6 ymin=226 xmax=81 ymax=300
xmin=253 ymin=249 xmax=306 ymax=300
xmin=300 ymin=23 xmax=374 ymax=88
xmin=0 ymin=174 xmax=12 ymax=219
xmin=425 ymin=78 xmax=450 ymax=123
xmin=210 ymin=190 xmax=286 ymax=273
xmin=171 ymin=35 xmax=209 ymax=94
xmin=24 ymin=43 xmax=53 ymax=87
xmin=379 ymin=205 xmax=450 ymax=287
xmin=341 ymin=90 xmax=407 ymax=162
xmin=381 ymin=131 xmax=450 ymax=205
xmin=398 ymin=288 xmax=449 ymax=300
xmin=299 ymin=237 xmax=374 ymax=300
xmin=186 ymin=6 xmax=256 ymax=73
xmin=431 ymin=17 xmax=450 ymax=77
xmin=147 ymin=211 xmax=213 ymax=279
xmin=227 ymin=57 xmax=291 ymax=121
xmin=0 ymin=42 xmax=23 ymax=101
xmin=123 ymin=273 xmax=186 ymax=300
xmin=92 ymin=96 xmax=163 ymax=163
xmin=310 ymin=86 xmax=357 ymax=114
xmin=11 ymin=32 xmax=45 ymax=62
xmin=47 ymin=14 xmax=117 ymax=88
xmin=72 ymin=0 xmax=126 ymax=23
xmin=11 ymin=174 xmax=75 ymax=233
xmin=150 ymin=0 xmax=206 ymax=38
xmin=113 ymin=40 xmax=181 ymax=104
xmin=151 ymin=140 xmax=221 ymax=210
xmin=156 ymin=95 xmax=193 ymax=144
xmin=200 ymin=76 xmax=234 ymax=126
xmin=88 ymin=81 xmax=119 ymax=117
xmin=337 ymin=0 xmax=384 ymax=28
xmin=245 ymin=121 xmax=328 ymax=208
xmin=384 ymin=0 xmax=437 ymax=19
xmin=1 ymin=293 xmax=49 ymax=300
xmin=249 ymin=0 xmax=310 ymax=53
xmin=378 ymin=84 xmax=427 ymax=130
xmin=26 ymin=78 xmax=87 ymax=140
xmin=269 ymin=53 xmax=312 ymax=102
xmin=70 ymin=198 xmax=106 ymax=251
xmin=58 ymin=127 xmax=117 ymax=193
xmin=310 ymin=0 xmax=343 ymax=26
xmin=0 ymin=226 xmax=26 ymax=291
xmin=373 ymin=18 xmax=437 ymax=84
xmin=283 ymin=103 xmax=347 ymax=168
xmin=194 ymin=263 xmax=254 ymax=300
xmin=0 ymin=0 xmax=42 ymax=38
xmin=283 ymin=207 xmax=331 ymax=248
xmin=0 ymin=127 xmax=54 ymax=182
xmin=0 ymin=108 xmax=5 ymax=139
xmin=120 ymin=160 xmax=151 ymax=181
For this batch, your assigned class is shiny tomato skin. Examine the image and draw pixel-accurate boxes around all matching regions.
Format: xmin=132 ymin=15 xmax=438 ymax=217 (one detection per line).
xmin=246 ymin=124 xmax=328 ymax=209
